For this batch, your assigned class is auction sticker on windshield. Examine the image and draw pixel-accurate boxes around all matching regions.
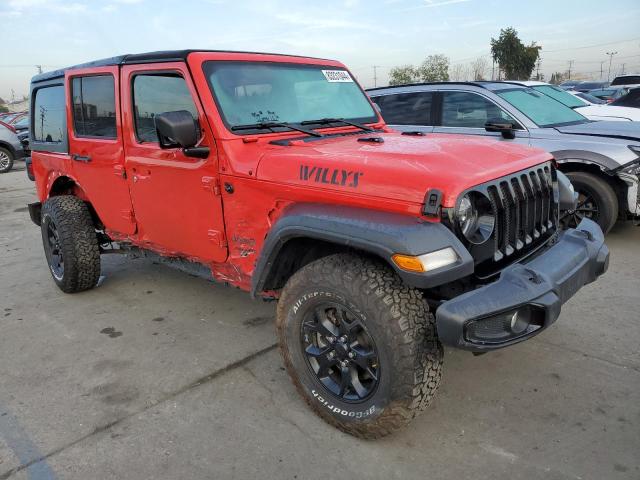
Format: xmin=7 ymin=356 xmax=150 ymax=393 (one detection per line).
xmin=322 ymin=70 xmax=353 ymax=82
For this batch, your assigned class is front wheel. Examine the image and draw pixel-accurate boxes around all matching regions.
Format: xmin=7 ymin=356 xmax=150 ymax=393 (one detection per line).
xmin=0 ymin=147 xmax=14 ymax=173
xmin=562 ymin=171 xmax=618 ymax=234
xmin=276 ymin=254 xmax=443 ymax=438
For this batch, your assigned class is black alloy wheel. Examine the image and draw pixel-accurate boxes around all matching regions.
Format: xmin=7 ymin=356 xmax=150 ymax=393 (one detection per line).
xmin=301 ymin=302 xmax=380 ymax=403
xmin=43 ymin=217 xmax=65 ymax=280
xmin=561 ymin=190 xmax=600 ymax=229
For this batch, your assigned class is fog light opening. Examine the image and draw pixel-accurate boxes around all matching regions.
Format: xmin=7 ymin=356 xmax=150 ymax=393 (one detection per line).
xmin=508 ymin=310 xmax=530 ymax=334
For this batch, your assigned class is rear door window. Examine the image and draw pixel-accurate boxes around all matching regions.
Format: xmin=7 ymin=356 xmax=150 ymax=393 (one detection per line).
xmin=71 ymin=75 xmax=117 ymax=138
xmin=33 ymin=85 xmax=65 ymax=143
xmin=375 ymin=92 xmax=433 ymax=125
xmin=132 ymin=74 xmax=198 ymax=143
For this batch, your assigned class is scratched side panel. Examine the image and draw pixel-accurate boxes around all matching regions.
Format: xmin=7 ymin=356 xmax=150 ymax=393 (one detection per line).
xmin=212 ymin=175 xmax=423 ymax=291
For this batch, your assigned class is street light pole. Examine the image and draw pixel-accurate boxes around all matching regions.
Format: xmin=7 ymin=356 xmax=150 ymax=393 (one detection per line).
xmin=606 ymin=51 xmax=618 ymax=82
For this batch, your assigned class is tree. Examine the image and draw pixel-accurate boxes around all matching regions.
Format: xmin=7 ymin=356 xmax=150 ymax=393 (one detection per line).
xmin=0 ymin=105 xmax=8 ymax=113
xmin=418 ymin=54 xmax=450 ymax=82
xmin=388 ymin=65 xmax=418 ymax=86
xmin=490 ymin=27 xmax=541 ymax=80
xmin=449 ymin=63 xmax=466 ymax=81
xmin=471 ymin=57 xmax=488 ymax=81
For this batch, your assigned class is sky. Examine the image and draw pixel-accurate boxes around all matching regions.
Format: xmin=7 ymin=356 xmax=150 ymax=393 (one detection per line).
xmin=1 ymin=0 xmax=639 ymax=101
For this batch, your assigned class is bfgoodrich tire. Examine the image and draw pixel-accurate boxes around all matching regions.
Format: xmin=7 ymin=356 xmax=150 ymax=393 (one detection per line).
xmin=40 ymin=195 xmax=101 ymax=293
xmin=276 ymin=254 xmax=443 ymax=439
xmin=564 ymin=171 xmax=618 ymax=234
xmin=0 ymin=147 xmax=14 ymax=173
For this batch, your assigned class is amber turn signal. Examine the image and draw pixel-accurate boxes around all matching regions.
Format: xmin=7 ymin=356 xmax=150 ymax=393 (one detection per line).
xmin=391 ymin=254 xmax=425 ymax=273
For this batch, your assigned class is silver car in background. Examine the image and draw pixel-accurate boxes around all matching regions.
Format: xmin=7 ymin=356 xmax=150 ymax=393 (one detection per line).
xmin=368 ymin=82 xmax=640 ymax=233
xmin=0 ymin=122 xmax=26 ymax=173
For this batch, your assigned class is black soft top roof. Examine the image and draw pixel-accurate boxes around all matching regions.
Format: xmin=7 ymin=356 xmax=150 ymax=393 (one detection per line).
xmin=31 ymin=49 xmax=334 ymax=84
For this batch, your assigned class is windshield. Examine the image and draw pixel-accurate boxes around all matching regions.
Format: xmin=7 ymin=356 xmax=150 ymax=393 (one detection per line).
xmin=532 ymin=85 xmax=587 ymax=108
xmin=203 ymin=61 xmax=377 ymax=131
xmin=14 ymin=116 xmax=29 ymax=128
xmin=497 ymin=88 xmax=588 ymax=127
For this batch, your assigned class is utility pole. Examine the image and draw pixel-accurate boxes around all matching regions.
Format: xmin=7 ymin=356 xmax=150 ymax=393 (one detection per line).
xmin=621 ymin=63 xmax=626 ymax=75
xmin=40 ymin=105 xmax=46 ymax=138
xmin=35 ymin=65 xmax=42 ymax=74
xmin=606 ymin=51 xmax=618 ymax=82
xmin=600 ymin=61 xmax=604 ymax=80
xmin=567 ymin=60 xmax=574 ymax=80
xmin=372 ymin=65 xmax=380 ymax=88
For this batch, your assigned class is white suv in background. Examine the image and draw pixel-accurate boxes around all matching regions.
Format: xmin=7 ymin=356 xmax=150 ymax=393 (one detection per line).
xmin=513 ymin=81 xmax=640 ymax=122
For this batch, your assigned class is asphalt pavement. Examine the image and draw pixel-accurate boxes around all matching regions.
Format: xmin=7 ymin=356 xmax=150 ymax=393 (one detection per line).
xmin=1 ymin=162 xmax=638 ymax=480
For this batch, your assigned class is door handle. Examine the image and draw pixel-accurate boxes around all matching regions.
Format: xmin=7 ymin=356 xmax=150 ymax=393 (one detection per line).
xmin=71 ymin=154 xmax=91 ymax=163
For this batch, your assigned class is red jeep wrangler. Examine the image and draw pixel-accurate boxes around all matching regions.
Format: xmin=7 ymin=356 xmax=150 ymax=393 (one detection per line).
xmin=27 ymin=50 xmax=609 ymax=438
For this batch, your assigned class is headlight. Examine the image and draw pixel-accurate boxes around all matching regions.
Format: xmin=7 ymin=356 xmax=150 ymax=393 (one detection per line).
xmin=456 ymin=192 xmax=495 ymax=244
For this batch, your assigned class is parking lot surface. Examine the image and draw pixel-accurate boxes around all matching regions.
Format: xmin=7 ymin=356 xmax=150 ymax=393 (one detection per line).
xmin=1 ymin=163 xmax=638 ymax=480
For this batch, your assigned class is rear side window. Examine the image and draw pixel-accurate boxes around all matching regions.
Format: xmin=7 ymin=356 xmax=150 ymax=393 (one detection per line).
xmin=33 ymin=85 xmax=65 ymax=143
xmin=611 ymin=76 xmax=640 ymax=86
xmin=132 ymin=74 xmax=198 ymax=143
xmin=442 ymin=91 xmax=515 ymax=128
xmin=375 ymin=92 xmax=433 ymax=125
xmin=71 ymin=75 xmax=117 ymax=138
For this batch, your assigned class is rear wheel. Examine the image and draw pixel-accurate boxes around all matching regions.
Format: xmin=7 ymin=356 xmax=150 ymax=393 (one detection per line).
xmin=276 ymin=254 xmax=443 ymax=438
xmin=40 ymin=196 xmax=101 ymax=293
xmin=0 ymin=147 xmax=14 ymax=173
xmin=562 ymin=171 xmax=618 ymax=234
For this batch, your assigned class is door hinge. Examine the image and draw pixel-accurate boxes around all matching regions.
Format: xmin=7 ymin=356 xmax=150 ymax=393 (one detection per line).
xmin=208 ymin=229 xmax=227 ymax=247
xmin=114 ymin=165 xmax=127 ymax=179
xmin=202 ymin=176 xmax=221 ymax=196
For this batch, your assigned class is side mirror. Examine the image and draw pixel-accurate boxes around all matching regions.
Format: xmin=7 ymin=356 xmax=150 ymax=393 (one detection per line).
xmin=484 ymin=119 xmax=516 ymax=139
xmin=155 ymin=110 xmax=198 ymax=149
xmin=154 ymin=110 xmax=208 ymax=158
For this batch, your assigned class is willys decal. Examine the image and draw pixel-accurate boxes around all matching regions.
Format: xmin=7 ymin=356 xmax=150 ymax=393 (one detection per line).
xmin=299 ymin=165 xmax=363 ymax=188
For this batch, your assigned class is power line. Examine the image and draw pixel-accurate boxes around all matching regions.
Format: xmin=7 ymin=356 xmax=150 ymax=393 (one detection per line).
xmin=543 ymin=36 xmax=640 ymax=53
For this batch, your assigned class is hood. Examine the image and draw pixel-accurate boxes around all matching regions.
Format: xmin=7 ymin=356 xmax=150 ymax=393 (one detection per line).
xmin=256 ymin=132 xmax=552 ymax=208
xmin=555 ymin=120 xmax=640 ymax=142
xmin=575 ymin=105 xmax=640 ymax=122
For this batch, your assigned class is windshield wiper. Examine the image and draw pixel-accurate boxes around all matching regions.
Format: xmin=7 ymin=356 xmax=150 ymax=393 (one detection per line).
xmin=231 ymin=121 xmax=323 ymax=137
xmin=300 ymin=118 xmax=374 ymax=132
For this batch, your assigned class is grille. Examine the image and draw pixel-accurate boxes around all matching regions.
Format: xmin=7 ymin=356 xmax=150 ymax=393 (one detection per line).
xmin=487 ymin=165 xmax=556 ymax=261
xmin=464 ymin=163 xmax=558 ymax=275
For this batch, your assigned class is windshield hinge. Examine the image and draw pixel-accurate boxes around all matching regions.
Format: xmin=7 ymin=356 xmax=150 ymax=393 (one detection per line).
xmin=423 ymin=189 xmax=442 ymax=217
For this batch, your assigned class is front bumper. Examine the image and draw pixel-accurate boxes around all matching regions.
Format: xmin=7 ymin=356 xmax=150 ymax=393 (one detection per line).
xmin=435 ymin=218 xmax=609 ymax=352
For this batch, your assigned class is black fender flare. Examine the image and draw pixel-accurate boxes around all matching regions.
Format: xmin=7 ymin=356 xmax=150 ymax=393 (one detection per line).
xmin=251 ymin=203 xmax=474 ymax=297
xmin=552 ymin=150 xmax=619 ymax=173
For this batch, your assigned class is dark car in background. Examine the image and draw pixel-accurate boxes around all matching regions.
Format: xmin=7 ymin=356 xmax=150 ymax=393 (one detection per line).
xmin=573 ymin=81 xmax=609 ymax=93
xmin=611 ymin=87 xmax=640 ymax=109
xmin=589 ymin=87 xmax=630 ymax=103
xmin=559 ymin=80 xmax=582 ymax=90
xmin=368 ymin=81 xmax=640 ymax=233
